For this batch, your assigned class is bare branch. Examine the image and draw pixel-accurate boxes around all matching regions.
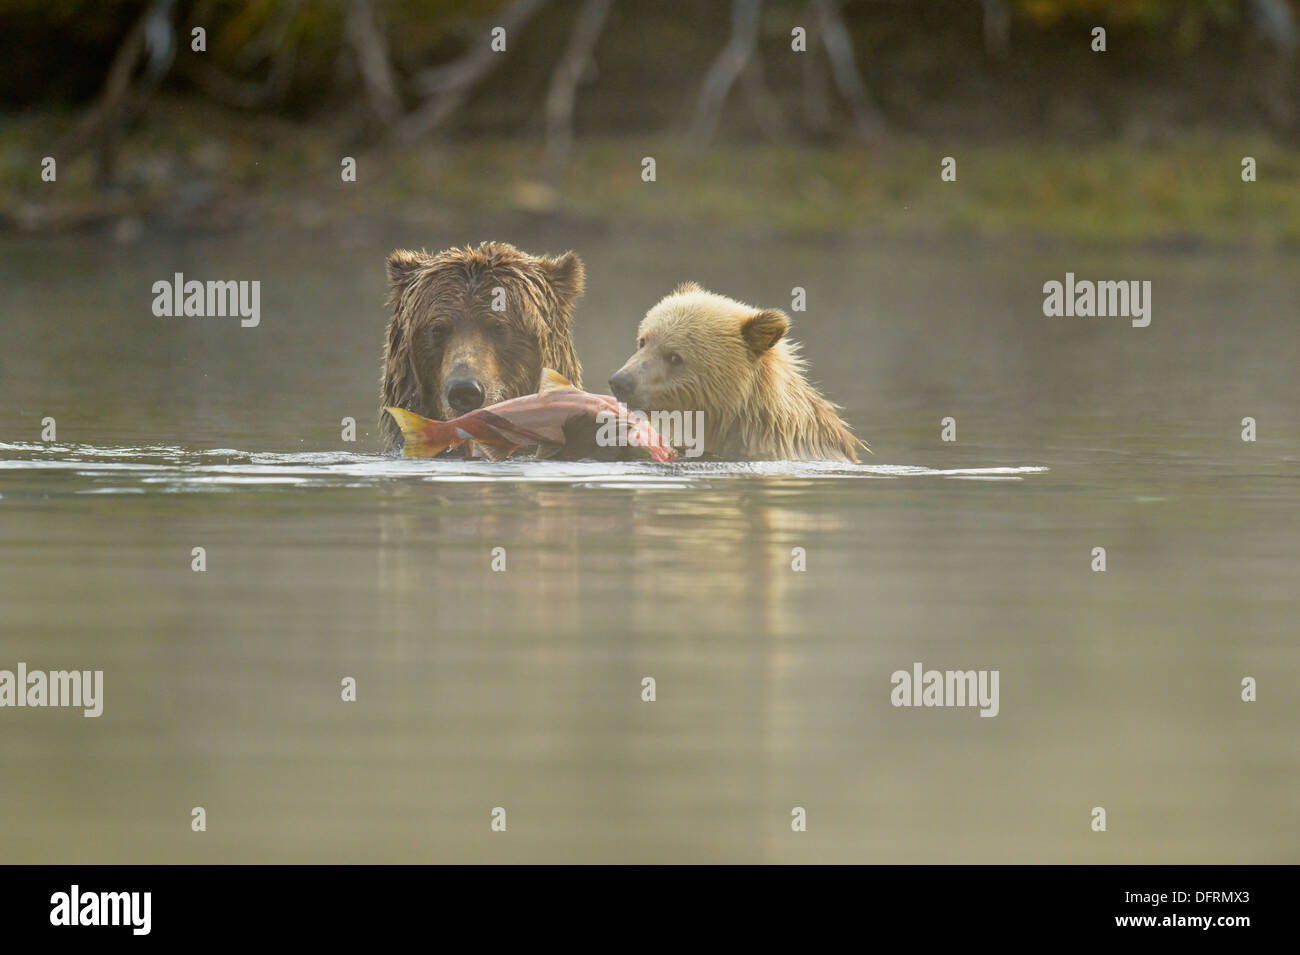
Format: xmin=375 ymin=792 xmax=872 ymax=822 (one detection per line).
xmin=179 ymin=1 xmax=300 ymax=110
xmin=399 ymin=0 xmax=549 ymax=144
xmin=980 ymin=0 xmax=1010 ymax=59
xmin=1248 ymin=0 xmax=1298 ymax=50
xmin=57 ymin=0 xmax=178 ymax=183
xmin=544 ymin=0 xmax=613 ymax=168
xmin=801 ymin=26 xmax=832 ymax=136
xmin=689 ymin=0 xmax=763 ymax=144
xmin=813 ymin=0 xmax=886 ymax=141
xmin=347 ymin=0 xmax=402 ymax=125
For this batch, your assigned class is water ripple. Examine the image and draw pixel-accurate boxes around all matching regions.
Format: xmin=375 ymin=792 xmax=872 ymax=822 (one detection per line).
xmin=0 ymin=442 xmax=1048 ymax=494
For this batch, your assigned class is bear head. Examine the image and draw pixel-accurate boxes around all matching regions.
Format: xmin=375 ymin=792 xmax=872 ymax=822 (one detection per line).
xmin=609 ymin=282 xmax=791 ymax=434
xmin=379 ymin=241 xmax=585 ymax=450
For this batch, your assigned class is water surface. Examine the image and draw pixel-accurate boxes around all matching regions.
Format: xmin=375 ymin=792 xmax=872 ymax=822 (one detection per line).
xmin=1 ymin=230 xmax=1296 ymax=862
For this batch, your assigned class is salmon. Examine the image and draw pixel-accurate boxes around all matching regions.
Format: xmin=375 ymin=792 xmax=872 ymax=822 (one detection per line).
xmin=385 ymin=369 xmax=677 ymax=462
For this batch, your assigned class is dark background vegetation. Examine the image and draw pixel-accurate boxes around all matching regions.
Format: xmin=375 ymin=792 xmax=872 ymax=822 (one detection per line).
xmin=4 ymin=1 xmax=1298 ymax=136
xmin=1 ymin=0 xmax=1297 ymax=243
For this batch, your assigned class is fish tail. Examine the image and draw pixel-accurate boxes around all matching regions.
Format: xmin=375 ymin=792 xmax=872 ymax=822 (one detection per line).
xmin=385 ymin=407 xmax=461 ymax=458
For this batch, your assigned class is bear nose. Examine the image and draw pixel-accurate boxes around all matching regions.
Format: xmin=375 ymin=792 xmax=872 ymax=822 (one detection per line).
xmin=609 ymin=370 xmax=634 ymax=404
xmin=446 ymin=377 xmax=486 ymax=414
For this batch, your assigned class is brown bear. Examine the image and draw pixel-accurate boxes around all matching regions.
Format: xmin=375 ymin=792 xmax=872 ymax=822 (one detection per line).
xmin=379 ymin=241 xmax=585 ymax=452
xmin=608 ymin=283 xmax=865 ymax=462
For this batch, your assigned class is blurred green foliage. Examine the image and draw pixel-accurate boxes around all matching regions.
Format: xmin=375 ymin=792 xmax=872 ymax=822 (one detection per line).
xmin=1016 ymin=0 xmax=1243 ymax=51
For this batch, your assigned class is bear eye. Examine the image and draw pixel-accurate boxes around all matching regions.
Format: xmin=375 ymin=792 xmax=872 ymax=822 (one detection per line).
xmin=668 ymin=352 xmax=683 ymax=366
xmin=427 ymin=323 xmax=449 ymax=345
xmin=489 ymin=322 xmax=509 ymax=340
xmin=638 ymin=337 xmax=647 ymax=349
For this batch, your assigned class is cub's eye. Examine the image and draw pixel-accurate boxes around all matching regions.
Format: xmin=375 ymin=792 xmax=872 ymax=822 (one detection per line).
xmin=489 ymin=322 xmax=509 ymax=340
xmin=427 ymin=324 xmax=449 ymax=344
xmin=637 ymin=337 xmax=647 ymax=349
xmin=668 ymin=352 xmax=683 ymax=366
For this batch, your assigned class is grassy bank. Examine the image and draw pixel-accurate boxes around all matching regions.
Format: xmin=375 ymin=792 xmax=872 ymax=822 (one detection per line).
xmin=2 ymin=99 xmax=1297 ymax=248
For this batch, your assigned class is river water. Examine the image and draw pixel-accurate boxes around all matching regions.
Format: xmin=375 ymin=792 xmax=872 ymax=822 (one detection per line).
xmin=1 ymin=228 xmax=1295 ymax=862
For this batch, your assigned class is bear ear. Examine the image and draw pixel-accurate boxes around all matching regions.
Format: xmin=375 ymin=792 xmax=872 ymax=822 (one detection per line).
xmin=674 ymin=281 xmax=704 ymax=295
xmin=386 ymin=249 xmax=427 ymax=290
xmin=542 ymin=251 xmax=585 ymax=304
xmin=741 ymin=309 xmax=790 ymax=355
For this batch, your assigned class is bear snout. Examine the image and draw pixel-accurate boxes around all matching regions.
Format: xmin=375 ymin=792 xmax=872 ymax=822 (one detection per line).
xmin=609 ymin=369 xmax=637 ymax=406
xmin=445 ymin=377 xmax=487 ymax=415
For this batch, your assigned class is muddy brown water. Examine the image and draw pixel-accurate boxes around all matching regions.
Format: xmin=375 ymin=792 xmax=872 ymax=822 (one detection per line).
xmin=1 ymin=227 xmax=1296 ymax=862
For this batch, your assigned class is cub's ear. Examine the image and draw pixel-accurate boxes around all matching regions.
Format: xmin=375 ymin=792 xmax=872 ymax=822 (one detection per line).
xmin=542 ymin=250 xmax=585 ymax=303
xmin=674 ymin=281 xmax=704 ymax=295
xmin=741 ymin=308 xmax=790 ymax=354
xmin=386 ymin=249 xmax=427 ymax=291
